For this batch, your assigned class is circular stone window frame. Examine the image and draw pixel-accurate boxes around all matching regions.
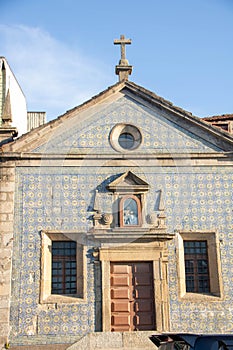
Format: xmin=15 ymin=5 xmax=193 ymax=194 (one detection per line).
xmin=109 ymin=123 xmax=143 ymax=152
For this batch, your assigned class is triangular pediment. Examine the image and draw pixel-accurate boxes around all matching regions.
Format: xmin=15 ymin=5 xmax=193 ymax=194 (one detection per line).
xmin=2 ymin=80 xmax=233 ymax=154
xmin=107 ymin=171 xmax=149 ymax=193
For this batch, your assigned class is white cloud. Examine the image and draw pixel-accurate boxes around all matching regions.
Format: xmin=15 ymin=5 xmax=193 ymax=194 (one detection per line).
xmin=0 ymin=25 xmax=113 ymax=120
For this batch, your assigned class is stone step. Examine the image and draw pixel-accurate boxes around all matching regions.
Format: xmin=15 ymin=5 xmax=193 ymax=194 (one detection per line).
xmin=67 ymin=331 xmax=158 ymax=350
xmin=10 ymin=346 xmax=70 ymax=350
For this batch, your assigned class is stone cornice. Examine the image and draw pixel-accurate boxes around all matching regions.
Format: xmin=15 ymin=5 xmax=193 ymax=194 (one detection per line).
xmin=1 ymin=151 xmax=232 ymax=159
xmin=1 ymin=152 xmax=233 ymax=167
xmin=87 ymin=227 xmax=175 ymax=244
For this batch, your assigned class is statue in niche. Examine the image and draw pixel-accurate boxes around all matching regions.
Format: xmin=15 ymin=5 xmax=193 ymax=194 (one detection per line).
xmin=123 ymin=198 xmax=138 ymax=225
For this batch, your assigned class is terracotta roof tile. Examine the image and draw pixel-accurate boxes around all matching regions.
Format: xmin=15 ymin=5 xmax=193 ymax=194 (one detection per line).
xmin=203 ymin=114 xmax=233 ymax=121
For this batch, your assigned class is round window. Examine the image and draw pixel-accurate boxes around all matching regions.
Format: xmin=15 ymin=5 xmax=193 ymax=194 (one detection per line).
xmin=110 ymin=124 xmax=142 ymax=152
xmin=118 ymin=132 xmax=135 ymax=149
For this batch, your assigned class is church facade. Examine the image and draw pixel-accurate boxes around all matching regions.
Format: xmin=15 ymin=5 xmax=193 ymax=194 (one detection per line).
xmin=1 ymin=39 xmax=233 ymax=349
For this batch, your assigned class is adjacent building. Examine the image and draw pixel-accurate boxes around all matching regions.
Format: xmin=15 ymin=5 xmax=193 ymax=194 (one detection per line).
xmin=0 ymin=57 xmax=45 ymax=144
xmin=203 ymin=114 xmax=233 ymax=134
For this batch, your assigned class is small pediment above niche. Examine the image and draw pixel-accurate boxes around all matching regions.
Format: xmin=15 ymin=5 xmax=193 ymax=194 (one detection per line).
xmin=107 ymin=171 xmax=149 ymax=194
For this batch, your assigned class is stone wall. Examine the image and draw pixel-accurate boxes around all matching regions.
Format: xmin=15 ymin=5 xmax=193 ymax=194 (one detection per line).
xmin=0 ymin=164 xmax=15 ymax=348
xmin=6 ymin=162 xmax=233 ymax=346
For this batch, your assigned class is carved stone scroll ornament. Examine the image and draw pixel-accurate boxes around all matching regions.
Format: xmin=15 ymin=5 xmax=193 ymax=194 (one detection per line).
xmin=148 ymin=189 xmax=167 ymax=229
xmin=92 ymin=190 xmax=113 ymax=228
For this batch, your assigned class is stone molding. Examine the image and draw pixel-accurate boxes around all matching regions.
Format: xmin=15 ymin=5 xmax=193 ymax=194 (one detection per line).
xmin=100 ymin=242 xmax=170 ymax=333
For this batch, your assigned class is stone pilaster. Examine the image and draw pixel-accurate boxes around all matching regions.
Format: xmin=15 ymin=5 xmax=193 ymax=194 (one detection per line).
xmin=0 ymin=164 xmax=15 ymax=348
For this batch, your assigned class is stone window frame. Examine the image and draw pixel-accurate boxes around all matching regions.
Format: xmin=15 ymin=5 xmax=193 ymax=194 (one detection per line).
xmin=40 ymin=231 xmax=87 ymax=304
xmin=109 ymin=123 xmax=142 ymax=152
xmin=177 ymin=231 xmax=223 ymax=300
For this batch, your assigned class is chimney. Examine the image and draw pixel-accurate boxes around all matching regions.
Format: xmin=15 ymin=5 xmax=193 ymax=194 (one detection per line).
xmin=27 ymin=111 xmax=46 ymax=132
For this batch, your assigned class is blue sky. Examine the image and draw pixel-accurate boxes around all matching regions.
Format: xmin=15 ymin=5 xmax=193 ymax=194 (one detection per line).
xmin=1 ymin=0 xmax=233 ymax=121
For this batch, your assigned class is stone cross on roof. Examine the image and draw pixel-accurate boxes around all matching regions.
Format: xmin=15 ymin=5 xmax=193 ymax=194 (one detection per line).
xmin=114 ymin=34 xmax=131 ymax=65
xmin=114 ymin=34 xmax=133 ymax=82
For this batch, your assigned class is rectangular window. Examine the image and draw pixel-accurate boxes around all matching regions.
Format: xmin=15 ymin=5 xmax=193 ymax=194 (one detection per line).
xmin=184 ymin=240 xmax=210 ymax=293
xmin=52 ymin=241 xmax=77 ymax=295
xmin=40 ymin=231 xmax=86 ymax=304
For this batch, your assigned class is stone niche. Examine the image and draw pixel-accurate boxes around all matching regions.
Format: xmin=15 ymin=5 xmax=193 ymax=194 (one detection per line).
xmin=92 ymin=171 xmax=168 ymax=236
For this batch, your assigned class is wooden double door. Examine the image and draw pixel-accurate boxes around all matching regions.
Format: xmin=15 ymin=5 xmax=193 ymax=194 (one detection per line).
xmin=110 ymin=262 xmax=155 ymax=331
